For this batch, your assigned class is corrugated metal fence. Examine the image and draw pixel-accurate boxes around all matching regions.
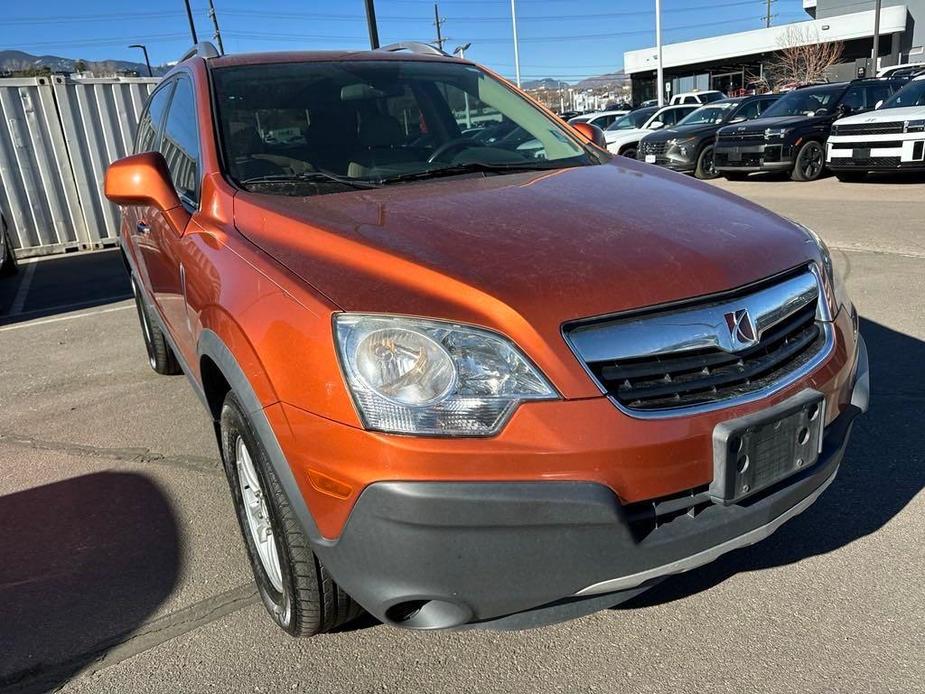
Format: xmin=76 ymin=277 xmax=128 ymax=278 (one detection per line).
xmin=0 ymin=76 xmax=159 ymax=258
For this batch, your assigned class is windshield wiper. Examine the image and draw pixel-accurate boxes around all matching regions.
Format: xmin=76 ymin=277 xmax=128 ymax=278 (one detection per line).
xmin=239 ymin=170 xmax=381 ymax=190
xmin=376 ymin=161 xmax=570 ymax=185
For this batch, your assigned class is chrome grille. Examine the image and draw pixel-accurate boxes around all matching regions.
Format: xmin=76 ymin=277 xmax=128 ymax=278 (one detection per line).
xmin=832 ymin=122 xmax=903 ymax=136
xmin=565 ymin=269 xmax=831 ymax=415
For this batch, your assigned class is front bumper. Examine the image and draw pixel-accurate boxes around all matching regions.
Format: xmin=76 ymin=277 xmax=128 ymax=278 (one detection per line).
xmin=715 ymin=141 xmax=793 ymax=172
xmin=311 ymin=336 xmax=869 ymax=630
xmin=827 ymin=135 xmax=925 ymax=170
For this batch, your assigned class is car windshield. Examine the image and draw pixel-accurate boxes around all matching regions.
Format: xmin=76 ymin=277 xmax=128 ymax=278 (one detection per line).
xmin=701 ymin=91 xmax=725 ymax=103
xmin=676 ymin=103 xmax=735 ymax=126
xmin=607 ymin=107 xmax=657 ymax=131
xmin=882 ymin=79 xmax=925 ymax=108
xmin=212 ymin=60 xmax=595 ymax=195
xmin=761 ymin=85 xmax=844 ymax=117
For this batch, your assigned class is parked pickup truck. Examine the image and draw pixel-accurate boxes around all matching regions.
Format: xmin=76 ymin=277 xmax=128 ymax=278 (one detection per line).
xmin=827 ymin=75 xmax=925 ymax=180
xmin=104 ymin=42 xmax=869 ymax=636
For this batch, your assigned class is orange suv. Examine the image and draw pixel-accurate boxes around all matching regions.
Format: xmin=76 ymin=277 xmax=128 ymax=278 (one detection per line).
xmin=105 ymin=42 xmax=869 ymax=634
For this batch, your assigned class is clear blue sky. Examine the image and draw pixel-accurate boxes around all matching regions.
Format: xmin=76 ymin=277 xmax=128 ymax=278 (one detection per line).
xmin=1 ymin=0 xmax=809 ymax=81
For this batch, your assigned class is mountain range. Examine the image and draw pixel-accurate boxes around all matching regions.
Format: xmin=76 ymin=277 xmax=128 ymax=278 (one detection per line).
xmin=521 ymin=71 xmax=628 ymax=91
xmin=0 ymin=49 xmax=168 ymax=77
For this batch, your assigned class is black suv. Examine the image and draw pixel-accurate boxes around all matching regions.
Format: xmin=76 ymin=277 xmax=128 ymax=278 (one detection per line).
xmin=714 ymin=79 xmax=901 ymax=181
xmin=637 ymin=94 xmax=779 ymax=179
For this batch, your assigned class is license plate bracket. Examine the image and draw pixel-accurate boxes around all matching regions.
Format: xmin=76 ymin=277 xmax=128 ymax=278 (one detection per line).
xmin=645 ymin=154 xmax=657 ymax=164
xmin=854 ymin=148 xmax=871 ymax=160
xmin=710 ymin=390 xmax=825 ymax=505
xmin=729 ymin=150 xmax=742 ymax=162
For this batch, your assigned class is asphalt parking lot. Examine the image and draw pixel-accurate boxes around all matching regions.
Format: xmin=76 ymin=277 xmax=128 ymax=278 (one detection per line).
xmin=0 ymin=173 xmax=922 ymax=694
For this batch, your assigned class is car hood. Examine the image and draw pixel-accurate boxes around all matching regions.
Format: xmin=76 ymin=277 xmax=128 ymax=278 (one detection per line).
xmin=836 ymin=106 xmax=924 ymax=124
xmin=643 ymin=123 xmax=718 ymax=142
xmin=233 ymin=159 xmax=819 ymax=392
xmin=719 ymin=114 xmax=818 ymax=135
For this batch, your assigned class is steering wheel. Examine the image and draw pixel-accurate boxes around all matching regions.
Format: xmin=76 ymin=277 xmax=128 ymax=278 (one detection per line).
xmin=427 ymin=138 xmax=475 ymax=164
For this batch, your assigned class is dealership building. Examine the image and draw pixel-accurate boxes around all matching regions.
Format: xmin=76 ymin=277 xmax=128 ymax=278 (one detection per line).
xmin=624 ymin=1 xmax=925 ymax=103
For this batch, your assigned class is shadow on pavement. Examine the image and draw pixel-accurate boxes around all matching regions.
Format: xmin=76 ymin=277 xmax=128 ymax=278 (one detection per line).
xmin=0 ymin=472 xmax=180 ymax=693
xmin=620 ymin=317 xmax=922 ymax=610
xmin=0 ymin=249 xmax=130 ymax=326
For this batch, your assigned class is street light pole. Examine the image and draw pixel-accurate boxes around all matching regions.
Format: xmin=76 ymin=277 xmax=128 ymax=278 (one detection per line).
xmin=655 ymin=0 xmax=664 ymax=106
xmin=510 ymin=0 xmax=522 ymax=87
xmin=871 ymin=0 xmax=882 ymax=74
xmin=364 ymin=0 xmax=380 ymax=49
xmin=129 ymin=44 xmax=153 ymax=77
xmin=454 ymin=43 xmax=473 ymax=127
xmin=183 ymin=0 xmax=199 ymax=44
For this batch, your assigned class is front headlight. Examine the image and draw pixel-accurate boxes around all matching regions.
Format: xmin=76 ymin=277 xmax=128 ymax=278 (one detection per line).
xmin=765 ymin=127 xmax=791 ymax=139
xmin=797 ymin=223 xmax=849 ymax=319
xmin=334 ymin=315 xmax=557 ymax=436
xmin=904 ymin=119 xmax=925 ymax=133
xmin=668 ymin=136 xmax=697 ymax=157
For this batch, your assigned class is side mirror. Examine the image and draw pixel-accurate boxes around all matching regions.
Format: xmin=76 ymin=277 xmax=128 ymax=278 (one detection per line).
xmin=104 ymin=152 xmax=190 ymax=231
xmin=728 ymin=115 xmax=747 ymax=124
xmin=649 ymin=120 xmax=665 ymax=130
xmin=571 ymin=121 xmax=608 ymax=149
xmin=874 ymin=99 xmax=884 ymax=109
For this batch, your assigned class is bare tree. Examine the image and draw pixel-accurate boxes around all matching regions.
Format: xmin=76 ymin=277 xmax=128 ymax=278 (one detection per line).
xmin=764 ymin=25 xmax=844 ymax=89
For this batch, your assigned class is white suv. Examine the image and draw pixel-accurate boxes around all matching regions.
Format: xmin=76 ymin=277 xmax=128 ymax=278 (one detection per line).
xmin=827 ymin=75 xmax=925 ymax=180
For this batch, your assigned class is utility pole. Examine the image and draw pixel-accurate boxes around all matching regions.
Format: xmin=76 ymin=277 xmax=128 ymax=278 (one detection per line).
xmin=364 ymin=0 xmax=380 ymax=49
xmin=871 ymin=0 xmax=882 ymax=74
xmin=433 ymin=3 xmax=446 ymax=52
xmin=129 ymin=44 xmax=153 ymax=76
xmin=655 ymin=0 xmax=664 ymax=106
xmin=765 ymin=0 xmax=773 ymax=28
xmin=510 ymin=0 xmax=521 ymax=87
xmin=207 ymin=0 xmax=225 ymax=55
xmin=183 ymin=0 xmax=198 ymax=44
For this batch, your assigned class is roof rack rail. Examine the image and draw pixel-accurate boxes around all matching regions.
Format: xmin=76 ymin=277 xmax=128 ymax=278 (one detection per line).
xmin=178 ymin=42 xmax=221 ymax=63
xmin=377 ymin=41 xmax=449 ymax=57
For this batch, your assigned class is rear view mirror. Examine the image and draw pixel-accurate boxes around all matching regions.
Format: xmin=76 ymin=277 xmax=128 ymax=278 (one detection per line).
xmin=104 ymin=152 xmax=190 ymax=231
xmin=571 ymin=121 xmax=608 ymax=149
xmin=875 ymin=99 xmax=884 ymax=109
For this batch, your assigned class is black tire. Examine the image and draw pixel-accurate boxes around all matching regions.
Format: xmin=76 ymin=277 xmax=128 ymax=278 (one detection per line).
xmin=834 ymin=170 xmax=868 ymax=183
xmin=130 ymin=274 xmax=181 ymax=375
xmin=0 ymin=228 xmax=17 ymax=278
xmin=620 ymin=146 xmax=637 ymax=159
xmin=722 ymin=171 xmax=749 ymax=181
xmin=791 ymin=140 xmax=825 ymax=181
xmin=694 ymin=145 xmax=718 ymax=180
xmin=219 ymin=392 xmax=361 ymax=637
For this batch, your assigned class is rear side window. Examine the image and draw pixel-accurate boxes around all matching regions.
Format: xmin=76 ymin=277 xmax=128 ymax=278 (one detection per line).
xmin=735 ymin=100 xmax=762 ymax=121
xmin=135 ymin=82 xmax=175 ymax=154
xmin=159 ymin=77 xmax=201 ymax=207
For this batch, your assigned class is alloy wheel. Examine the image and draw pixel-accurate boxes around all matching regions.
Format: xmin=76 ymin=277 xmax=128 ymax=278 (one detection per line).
xmin=235 ymin=435 xmax=284 ymax=592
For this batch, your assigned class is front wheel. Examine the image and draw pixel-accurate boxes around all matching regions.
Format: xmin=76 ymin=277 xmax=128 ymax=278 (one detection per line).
xmin=694 ymin=145 xmax=718 ymax=180
xmin=220 ymin=393 xmax=361 ymax=637
xmin=620 ymin=146 xmax=637 ymax=159
xmin=791 ymin=141 xmax=825 ymax=181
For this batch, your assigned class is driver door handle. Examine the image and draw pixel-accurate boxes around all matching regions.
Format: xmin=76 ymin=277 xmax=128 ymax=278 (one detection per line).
xmin=136 ymin=221 xmax=151 ymax=236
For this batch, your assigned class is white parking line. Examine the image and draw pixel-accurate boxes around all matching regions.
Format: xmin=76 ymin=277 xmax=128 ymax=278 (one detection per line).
xmin=0 ymin=303 xmax=134 ymax=333
xmin=9 ymin=261 xmax=37 ymax=314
